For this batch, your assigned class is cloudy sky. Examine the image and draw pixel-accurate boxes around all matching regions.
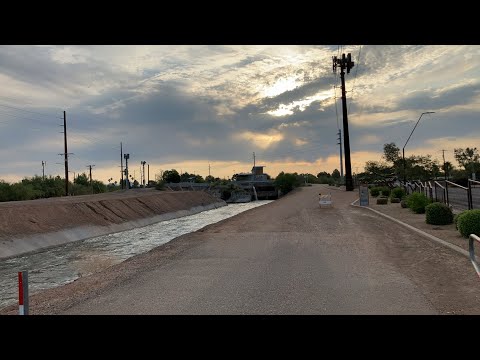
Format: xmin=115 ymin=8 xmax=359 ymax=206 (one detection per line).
xmin=0 ymin=45 xmax=479 ymax=184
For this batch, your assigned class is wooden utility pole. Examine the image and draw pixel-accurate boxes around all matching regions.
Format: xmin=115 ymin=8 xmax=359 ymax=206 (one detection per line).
xmin=442 ymin=149 xmax=448 ymax=180
xmin=147 ymin=164 xmax=150 ymax=186
xmin=124 ymin=154 xmax=130 ymax=189
xmin=333 ymin=53 xmax=354 ymax=191
xmin=42 ymin=161 xmax=46 ymax=181
xmin=120 ymin=142 xmax=124 ymax=189
xmin=63 ymin=111 xmax=69 ymax=195
xmin=337 ymin=129 xmax=343 ymax=178
xmin=87 ymin=164 xmax=95 ymax=193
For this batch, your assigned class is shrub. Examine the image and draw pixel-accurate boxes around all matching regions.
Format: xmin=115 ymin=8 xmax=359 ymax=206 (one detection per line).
xmin=406 ymin=192 xmax=431 ymax=214
xmin=454 ymin=210 xmax=467 ymax=230
xmin=155 ymin=180 xmax=166 ymax=190
xmin=376 ymin=197 xmax=388 ymax=205
xmin=380 ymin=187 xmax=391 ymax=197
xmin=400 ymin=199 xmax=407 ymax=208
xmin=391 ymin=198 xmax=401 ymax=203
xmin=370 ymin=187 xmax=380 ymax=197
xmin=391 ymin=187 xmax=406 ymax=200
xmin=425 ymin=202 xmax=453 ymax=225
xmin=457 ymin=209 xmax=480 ymax=238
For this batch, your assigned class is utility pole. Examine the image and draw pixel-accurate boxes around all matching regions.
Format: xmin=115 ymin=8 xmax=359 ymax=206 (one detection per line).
xmin=120 ymin=142 xmax=124 ymax=189
xmin=141 ymin=161 xmax=146 ymax=187
xmin=147 ymin=164 xmax=150 ymax=186
xmin=442 ymin=149 xmax=448 ymax=180
xmin=333 ymin=53 xmax=354 ymax=191
xmin=42 ymin=161 xmax=46 ymax=181
xmin=87 ymin=164 xmax=95 ymax=193
xmin=124 ymin=154 xmax=130 ymax=189
xmin=62 ymin=111 xmax=69 ymax=196
xmin=253 ymin=152 xmax=256 ymax=168
xmin=337 ymin=129 xmax=343 ymax=178
xmin=209 ymin=163 xmax=211 ymax=177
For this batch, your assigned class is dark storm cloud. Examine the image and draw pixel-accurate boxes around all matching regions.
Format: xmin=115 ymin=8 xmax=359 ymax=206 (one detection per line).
xmin=258 ymin=76 xmax=332 ymax=112
xmin=395 ymin=83 xmax=480 ymax=111
xmin=0 ymin=46 xmax=124 ymax=97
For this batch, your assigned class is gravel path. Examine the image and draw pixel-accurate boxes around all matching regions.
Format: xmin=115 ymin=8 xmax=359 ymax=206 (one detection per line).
xmin=2 ymin=184 xmax=480 ymax=315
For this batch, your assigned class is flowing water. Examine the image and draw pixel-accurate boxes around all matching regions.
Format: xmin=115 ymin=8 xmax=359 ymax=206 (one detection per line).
xmin=0 ymin=201 xmax=273 ymax=310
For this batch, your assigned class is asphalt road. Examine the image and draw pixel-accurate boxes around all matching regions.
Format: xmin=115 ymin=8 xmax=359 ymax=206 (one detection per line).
xmin=57 ymin=184 xmax=480 ymax=315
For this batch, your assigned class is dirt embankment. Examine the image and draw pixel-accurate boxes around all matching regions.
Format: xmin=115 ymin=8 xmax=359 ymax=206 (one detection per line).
xmin=0 ymin=189 xmax=226 ymax=259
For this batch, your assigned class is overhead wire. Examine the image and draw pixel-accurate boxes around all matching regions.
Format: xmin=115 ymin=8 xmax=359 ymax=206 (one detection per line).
xmin=347 ymin=45 xmax=363 ymax=115
xmin=0 ymin=101 xmax=62 ymax=119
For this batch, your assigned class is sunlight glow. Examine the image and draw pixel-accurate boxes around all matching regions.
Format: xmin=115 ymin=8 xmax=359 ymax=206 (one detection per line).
xmin=263 ymin=77 xmax=298 ymax=98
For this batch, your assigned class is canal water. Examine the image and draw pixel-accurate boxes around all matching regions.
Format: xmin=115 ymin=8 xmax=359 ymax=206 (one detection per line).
xmin=0 ymin=200 xmax=273 ymax=310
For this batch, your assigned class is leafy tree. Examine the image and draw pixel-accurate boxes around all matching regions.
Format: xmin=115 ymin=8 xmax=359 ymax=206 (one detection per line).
xmin=162 ymin=169 xmax=181 ymax=183
xmin=76 ymin=173 xmax=90 ymax=186
xmin=454 ymin=147 xmax=480 ymax=177
xmin=331 ymin=169 xmax=341 ymax=179
xmin=317 ymin=171 xmax=331 ymax=178
xmin=383 ymin=142 xmax=400 ymax=163
xmin=205 ymin=175 xmax=215 ymax=183
xmin=274 ymin=172 xmax=301 ymax=194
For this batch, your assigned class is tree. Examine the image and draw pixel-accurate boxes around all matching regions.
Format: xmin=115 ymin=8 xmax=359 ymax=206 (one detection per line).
xmin=162 ymin=169 xmax=181 ymax=183
xmin=76 ymin=173 xmax=89 ymax=186
xmin=331 ymin=169 xmax=341 ymax=179
xmin=317 ymin=171 xmax=330 ymax=178
xmin=454 ymin=147 xmax=480 ymax=177
xmin=205 ymin=175 xmax=215 ymax=183
xmin=383 ymin=142 xmax=400 ymax=163
xmin=274 ymin=172 xmax=301 ymax=194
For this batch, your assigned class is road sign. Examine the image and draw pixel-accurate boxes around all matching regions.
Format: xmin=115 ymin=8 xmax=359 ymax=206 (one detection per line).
xmin=359 ymin=184 xmax=369 ymax=206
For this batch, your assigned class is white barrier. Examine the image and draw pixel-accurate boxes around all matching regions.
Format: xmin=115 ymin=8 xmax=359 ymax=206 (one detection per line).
xmin=319 ymin=194 xmax=332 ymax=208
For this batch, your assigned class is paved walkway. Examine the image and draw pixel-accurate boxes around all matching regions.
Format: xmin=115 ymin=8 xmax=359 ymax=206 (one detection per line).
xmin=53 ymin=184 xmax=480 ymax=315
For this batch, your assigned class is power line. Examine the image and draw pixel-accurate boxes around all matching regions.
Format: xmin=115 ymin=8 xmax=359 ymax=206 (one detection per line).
xmin=0 ymin=109 xmax=57 ymax=126
xmin=0 ymin=102 xmax=61 ymax=119
xmin=348 ymin=45 xmax=363 ymax=115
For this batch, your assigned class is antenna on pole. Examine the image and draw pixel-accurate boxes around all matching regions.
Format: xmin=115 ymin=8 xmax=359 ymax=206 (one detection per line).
xmin=333 ymin=52 xmax=355 ymax=191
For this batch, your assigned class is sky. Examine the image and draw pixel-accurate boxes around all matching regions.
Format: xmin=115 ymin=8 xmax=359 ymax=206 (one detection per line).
xmin=0 ymin=45 xmax=479 ymax=184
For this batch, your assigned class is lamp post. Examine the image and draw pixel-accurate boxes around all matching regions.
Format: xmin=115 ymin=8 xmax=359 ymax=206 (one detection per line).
xmin=402 ymin=112 xmax=435 ymax=184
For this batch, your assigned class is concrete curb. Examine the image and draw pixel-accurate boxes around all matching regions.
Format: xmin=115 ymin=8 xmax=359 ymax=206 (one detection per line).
xmin=350 ymin=198 xmax=469 ymax=259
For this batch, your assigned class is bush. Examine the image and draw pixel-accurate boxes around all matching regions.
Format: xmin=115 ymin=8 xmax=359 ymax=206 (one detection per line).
xmin=380 ymin=187 xmax=390 ymax=197
xmin=406 ymin=192 xmax=431 ymax=214
xmin=391 ymin=198 xmax=401 ymax=203
xmin=391 ymin=187 xmax=406 ymax=200
xmin=454 ymin=211 xmax=467 ymax=230
xmin=370 ymin=187 xmax=381 ymax=197
xmin=155 ymin=180 xmax=166 ymax=190
xmin=376 ymin=197 xmax=388 ymax=205
xmin=400 ymin=200 xmax=407 ymax=208
xmin=457 ymin=209 xmax=480 ymax=238
xmin=425 ymin=202 xmax=454 ymax=225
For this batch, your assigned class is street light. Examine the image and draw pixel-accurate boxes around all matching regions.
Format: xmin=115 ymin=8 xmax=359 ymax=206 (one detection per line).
xmin=402 ymin=111 xmax=435 ymax=184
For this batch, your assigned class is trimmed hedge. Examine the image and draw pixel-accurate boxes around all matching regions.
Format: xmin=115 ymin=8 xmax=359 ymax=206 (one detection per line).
xmin=370 ymin=187 xmax=381 ymax=197
xmin=391 ymin=187 xmax=406 ymax=200
xmin=391 ymin=198 xmax=401 ymax=203
xmin=380 ymin=187 xmax=391 ymax=197
xmin=406 ymin=192 xmax=431 ymax=214
xmin=400 ymin=199 xmax=407 ymax=208
xmin=454 ymin=211 xmax=467 ymax=230
xmin=376 ymin=196 xmax=388 ymax=205
xmin=425 ymin=202 xmax=453 ymax=225
xmin=457 ymin=209 xmax=480 ymax=238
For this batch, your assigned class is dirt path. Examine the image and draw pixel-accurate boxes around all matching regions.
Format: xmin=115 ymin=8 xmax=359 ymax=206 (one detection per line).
xmin=2 ymin=185 xmax=480 ymax=315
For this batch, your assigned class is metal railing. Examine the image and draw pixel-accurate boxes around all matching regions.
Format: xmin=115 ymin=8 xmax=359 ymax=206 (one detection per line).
xmin=468 ymin=179 xmax=480 ymax=210
xmin=469 ymin=234 xmax=480 ymax=278
xmin=401 ymin=179 xmax=480 ymax=210
xmin=434 ymin=181 xmax=447 ymax=204
xmin=445 ymin=180 xmax=470 ymax=211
